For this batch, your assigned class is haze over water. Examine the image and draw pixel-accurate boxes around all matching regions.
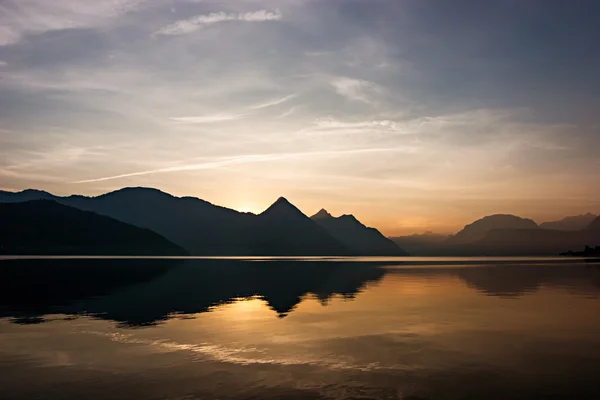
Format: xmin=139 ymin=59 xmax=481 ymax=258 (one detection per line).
xmin=2 ymin=257 xmax=600 ymax=399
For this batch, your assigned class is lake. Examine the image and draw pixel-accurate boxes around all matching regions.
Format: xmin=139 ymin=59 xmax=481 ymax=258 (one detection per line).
xmin=1 ymin=257 xmax=600 ymax=399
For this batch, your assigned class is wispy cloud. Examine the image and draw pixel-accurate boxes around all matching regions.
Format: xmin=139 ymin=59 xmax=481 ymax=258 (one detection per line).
xmin=330 ymin=77 xmax=383 ymax=104
xmin=276 ymin=106 xmax=300 ymax=119
xmin=155 ymin=9 xmax=282 ymax=36
xmin=249 ymin=94 xmax=297 ymax=110
xmin=0 ymin=0 xmax=146 ymax=46
xmin=73 ymin=147 xmax=408 ymax=183
xmin=169 ymin=113 xmax=248 ymax=123
xmin=315 ymin=117 xmax=401 ymax=131
xmin=170 ymin=93 xmax=295 ymax=123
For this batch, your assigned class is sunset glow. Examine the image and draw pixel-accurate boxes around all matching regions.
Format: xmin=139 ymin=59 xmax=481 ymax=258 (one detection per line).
xmin=1 ymin=0 xmax=599 ymax=235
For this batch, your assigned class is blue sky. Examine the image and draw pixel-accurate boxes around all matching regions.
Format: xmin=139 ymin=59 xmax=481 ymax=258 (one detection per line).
xmin=1 ymin=0 xmax=599 ymax=234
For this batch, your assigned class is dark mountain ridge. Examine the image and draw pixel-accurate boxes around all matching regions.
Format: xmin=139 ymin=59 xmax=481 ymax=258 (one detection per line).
xmin=246 ymin=198 xmax=349 ymax=256
xmin=3 ymin=188 xmax=596 ymax=256
xmin=311 ymin=208 xmax=408 ymax=255
xmin=0 ymin=200 xmax=188 ymax=256
xmin=587 ymin=216 xmax=600 ymax=231
xmin=0 ymin=188 xmax=349 ymax=256
xmin=540 ymin=213 xmax=598 ymax=231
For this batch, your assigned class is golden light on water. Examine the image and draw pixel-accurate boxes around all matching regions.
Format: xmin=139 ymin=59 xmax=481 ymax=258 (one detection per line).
xmin=217 ymin=297 xmax=273 ymax=321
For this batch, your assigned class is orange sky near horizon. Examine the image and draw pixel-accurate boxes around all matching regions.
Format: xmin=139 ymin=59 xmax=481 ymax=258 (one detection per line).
xmin=4 ymin=180 xmax=597 ymax=237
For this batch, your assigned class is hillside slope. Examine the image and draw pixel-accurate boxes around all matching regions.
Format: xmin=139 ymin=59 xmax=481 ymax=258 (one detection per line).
xmin=0 ymin=200 xmax=188 ymax=255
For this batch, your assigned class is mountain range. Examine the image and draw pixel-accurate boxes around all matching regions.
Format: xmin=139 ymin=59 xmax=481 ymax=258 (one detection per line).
xmin=539 ymin=213 xmax=598 ymax=231
xmin=1 ymin=187 xmax=598 ymax=256
xmin=0 ymin=188 xmax=404 ymax=256
xmin=392 ymin=213 xmax=600 ymax=256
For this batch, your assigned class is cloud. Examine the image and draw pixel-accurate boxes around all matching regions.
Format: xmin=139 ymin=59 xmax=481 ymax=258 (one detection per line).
xmin=238 ymin=10 xmax=282 ymax=22
xmin=249 ymin=94 xmax=296 ymax=110
xmin=330 ymin=77 xmax=383 ymax=104
xmin=315 ymin=117 xmax=401 ymax=131
xmin=276 ymin=106 xmax=300 ymax=119
xmin=0 ymin=60 xmax=7 ymax=66
xmin=169 ymin=113 xmax=248 ymax=123
xmin=169 ymin=93 xmax=295 ymax=123
xmin=73 ymin=147 xmax=408 ymax=183
xmin=0 ymin=0 xmax=146 ymax=46
xmin=0 ymin=26 xmax=19 ymax=46
xmin=155 ymin=9 xmax=282 ymax=36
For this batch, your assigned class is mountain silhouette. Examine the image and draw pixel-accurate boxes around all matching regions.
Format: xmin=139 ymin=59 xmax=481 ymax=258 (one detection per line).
xmin=0 ymin=200 xmax=187 ymax=255
xmin=540 ymin=213 xmax=598 ymax=231
xmin=73 ymin=187 xmax=255 ymax=255
xmin=2 ymin=188 xmax=597 ymax=256
xmin=446 ymin=214 xmax=539 ymax=244
xmin=586 ymin=216 xmax=600 ymax=231
xmin=246 ymin=198 xmax=349 ymax=255
xmin=1 ymin=187 xmax=254 ymax=254
xmin=311 ymin=209 xmax=408 ymax=255
xmin=0 ymin=189 xmax=347 ymax=255
xmin=392 ymin=214 xmax=599 ymax=256
xmin=454 ymin=214 xmax=600 ymax=256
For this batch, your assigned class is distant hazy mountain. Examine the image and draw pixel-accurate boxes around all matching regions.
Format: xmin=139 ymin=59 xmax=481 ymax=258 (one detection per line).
xmin=446 ymin=214 xmax=539 ymax=245
xmin=395 ymin=214 xmax=597 ymax=256
xmin=0 ymin=200 xmax=188 ymax=255
xmin=246 ymin=198 xmax=349 ymax=256
xmin=587 ymin=216 xmax=600 ymax=231
xmin=540 ymin=213 xmax=597 ymax=231
xmin=311 ymin=209 xmax=408 ymax=255
xmin=389 ymin=232 xmax=448 ymax=255
xmin=435 ymin=213 xmax=600 ymax=256
xmin=0 ymin=188 xmax=348 ymax=256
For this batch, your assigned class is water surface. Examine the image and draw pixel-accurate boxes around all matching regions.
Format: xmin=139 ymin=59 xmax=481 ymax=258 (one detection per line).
xmin=1 ymin=257 xmax=600 ymax=399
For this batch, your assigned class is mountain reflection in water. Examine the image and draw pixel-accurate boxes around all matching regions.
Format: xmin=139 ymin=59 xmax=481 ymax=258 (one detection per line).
xmin=1 ymin=258 xmax=599 ymax=326
xmin=2 ymin=258 xmax=600 ymax=400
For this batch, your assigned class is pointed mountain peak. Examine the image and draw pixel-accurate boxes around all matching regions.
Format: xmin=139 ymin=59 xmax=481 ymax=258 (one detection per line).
xmin=274 ymin=196 xmax=292 ymax=205
xmin=260 ymin=196 xmax=304 ymax=216
xmin=312 ymin=208 xmax=333 ymax=219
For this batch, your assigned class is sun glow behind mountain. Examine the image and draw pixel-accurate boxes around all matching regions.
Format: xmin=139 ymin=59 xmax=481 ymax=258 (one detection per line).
xmin=232 ymin=201 xmax=263 ymax=215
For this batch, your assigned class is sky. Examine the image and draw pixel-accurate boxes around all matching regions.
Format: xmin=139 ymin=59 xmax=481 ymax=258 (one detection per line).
xmin=1 ymin=0 xmax=599 ymax=235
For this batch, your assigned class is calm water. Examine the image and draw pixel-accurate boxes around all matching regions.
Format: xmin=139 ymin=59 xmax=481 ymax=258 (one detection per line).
xmin=1 ymin=257 xmax=600 ymax=400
